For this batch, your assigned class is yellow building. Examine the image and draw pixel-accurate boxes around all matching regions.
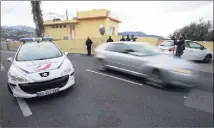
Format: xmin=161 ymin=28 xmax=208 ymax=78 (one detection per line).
xmin=44 ymin=9 xmax=121 ymax=40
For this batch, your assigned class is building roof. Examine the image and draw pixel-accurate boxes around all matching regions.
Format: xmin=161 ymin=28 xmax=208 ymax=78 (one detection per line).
xmin=77 ymin=16 xmax=121 ymax=23
xmin=44 ymin=20 xmax=79 ymax=26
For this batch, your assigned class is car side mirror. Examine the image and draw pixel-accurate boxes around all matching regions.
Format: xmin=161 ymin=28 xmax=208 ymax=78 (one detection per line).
xmin=65 ymin=52 xmax=68 ymax=56
xmin=7 ymin=57 xmax=13 ymax=62
xmin=200 ymin=46 xmax=205 ymax=50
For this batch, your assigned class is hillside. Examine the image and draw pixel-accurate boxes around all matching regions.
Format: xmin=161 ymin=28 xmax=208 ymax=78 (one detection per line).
xmin=1 ymin=25 xmax=35 ymax=41
xmin=118 ymin=31 xmax=166 ymax=40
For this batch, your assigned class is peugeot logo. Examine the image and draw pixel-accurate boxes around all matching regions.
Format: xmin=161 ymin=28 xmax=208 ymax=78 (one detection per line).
xmin=40 ymin=72 xmax=49 ymax=77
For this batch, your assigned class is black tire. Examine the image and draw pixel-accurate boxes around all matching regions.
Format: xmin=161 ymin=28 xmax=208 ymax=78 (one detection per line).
xmin=203 ymin=54 xmax=212 ymax=63
xmin=7 ymin=83 xmax=13 ymax=94
xmin=96 ymin=59 xmax=107 ymax=71
xmin=148 ymin=70 xmax=167 ymax=89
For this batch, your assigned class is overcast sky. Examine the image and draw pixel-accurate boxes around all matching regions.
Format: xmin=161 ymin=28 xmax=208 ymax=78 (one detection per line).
xmin=1 ymin=1 xmax=213 ymax=37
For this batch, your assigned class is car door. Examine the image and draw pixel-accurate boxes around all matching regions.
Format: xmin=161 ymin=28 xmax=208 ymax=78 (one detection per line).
xmin=182 ymin=41 xmax=206 ymax=60
xmin=104 ymin=43 xmax=134 ymax=71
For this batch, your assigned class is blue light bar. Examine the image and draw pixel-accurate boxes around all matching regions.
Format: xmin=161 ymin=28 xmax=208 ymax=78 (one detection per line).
xmin=20 ymin=37 xmax=53 ymax=43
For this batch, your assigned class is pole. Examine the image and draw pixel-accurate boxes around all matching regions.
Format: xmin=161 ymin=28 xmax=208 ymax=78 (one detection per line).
xmin=66 ymin=10 xmax=68 ymax=20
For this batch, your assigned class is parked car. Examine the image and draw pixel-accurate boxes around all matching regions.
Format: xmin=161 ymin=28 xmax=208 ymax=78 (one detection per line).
xmin=94 ymin=41 xmax=200 ymax=89
xmin=7 ymin=37 xmax=75 ymax=98
xmin=158 ymin=40 xmax=213 ymax=63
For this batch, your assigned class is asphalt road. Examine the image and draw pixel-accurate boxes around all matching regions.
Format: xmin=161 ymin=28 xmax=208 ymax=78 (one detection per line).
xmin=0 ymin=51 xmax=213 ymax=127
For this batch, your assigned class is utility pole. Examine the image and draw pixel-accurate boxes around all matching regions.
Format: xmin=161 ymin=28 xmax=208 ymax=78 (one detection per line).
xmin=66 ymin=10 xmax=68 ymax=20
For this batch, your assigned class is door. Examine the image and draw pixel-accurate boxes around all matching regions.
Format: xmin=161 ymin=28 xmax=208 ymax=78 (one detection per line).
xmin=104 ymin=43 xmax=135 ymax=72
xmin=182 ymin=41 xmax=206 ymax=60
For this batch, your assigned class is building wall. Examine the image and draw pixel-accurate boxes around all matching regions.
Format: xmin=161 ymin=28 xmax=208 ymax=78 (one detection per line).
xmin=75 ymin=18 xmax=107 ymax=39
xmin=105 ymin=18 xmax=119 ymax=35
xmin=45 ymin=25 xmax=69 ymax=40
xmin=77 ymin=9 xmax=108 ymax=18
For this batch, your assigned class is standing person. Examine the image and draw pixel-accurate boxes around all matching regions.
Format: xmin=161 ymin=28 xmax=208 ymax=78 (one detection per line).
xmin=126 ymin=35 xmax=131 ymax=41
xmin=120 ymin=36 xmax=125 ymax=41
xmin=107 ymin=36 xmax=113 ymax=42
xmin=85 ymin=36 xmax=93 ymax=56
xmin=131 ymin=35 xmax=136 ymax=41
xmin=175 ymin=34 xmax=185 ymax=57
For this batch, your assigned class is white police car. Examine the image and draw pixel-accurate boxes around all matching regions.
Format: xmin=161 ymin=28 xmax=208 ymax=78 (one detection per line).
xmin=7 ymin=37 xmax=75 ymax=98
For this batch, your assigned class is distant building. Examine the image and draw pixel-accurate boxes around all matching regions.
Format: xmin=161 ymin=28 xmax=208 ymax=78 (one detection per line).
xmin=44 ymin=9 xmax=121 ymax=40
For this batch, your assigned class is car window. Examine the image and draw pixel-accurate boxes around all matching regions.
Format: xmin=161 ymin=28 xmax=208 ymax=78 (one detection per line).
xmin=188 ymin=41 xmax=202 ymax=48
xmin=105 ymin=43 xmax=130 ymax=52
xmin=127 ymin=43 xmax=161 ymax=55
xmin=160 ymin=41 xmax=174 ymax=46
xmin=184 ymin=41 xmax=190 ymax=47
xmin=16 ymin=43 xmax=63 ymax=61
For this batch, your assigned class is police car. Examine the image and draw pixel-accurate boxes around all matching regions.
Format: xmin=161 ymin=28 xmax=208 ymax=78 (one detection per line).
xmin=7 ymin=37 xmax=75 ymax=98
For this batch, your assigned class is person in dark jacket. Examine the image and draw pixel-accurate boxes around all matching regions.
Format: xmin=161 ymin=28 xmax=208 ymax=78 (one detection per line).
xmin=120 ymin=36 xmax=125 ymax=41
xmin=131 ymin=35 xmax=137 ymax=41
xmin=171 ymin=36 xmax=177 ymax=45
xmin=85 ymin=36 xmax=93 ymax=56
xmin=175 ymin=34 xmax=185 ymax=57
xmin=126 ymin=35 xmax=131 ymax=41
xmin=107 ymin=36 xmax=113 ymax=42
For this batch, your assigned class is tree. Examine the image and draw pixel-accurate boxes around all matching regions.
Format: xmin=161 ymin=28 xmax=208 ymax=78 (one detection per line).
xmin=31 ymin=1 xmax=44 ymax=37
xmin=170 ymin=19 xmax=213 ymax=41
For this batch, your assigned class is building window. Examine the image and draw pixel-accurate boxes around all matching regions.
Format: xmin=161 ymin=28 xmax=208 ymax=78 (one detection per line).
xmin=63 ymin=36 xmax=68 ymax=40
xmin=60 ymin=25 xmax=62 ymax=28
xmin=64 ymin=25 xmax=66 ymax=28
xmin=56 ymin=26 xmax=58 ymax=28
xmin=52 ymin=26 xmax=55 ymax=28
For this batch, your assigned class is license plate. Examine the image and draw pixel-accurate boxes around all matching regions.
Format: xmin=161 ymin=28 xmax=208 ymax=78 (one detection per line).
xmin=37 ymin=88 xmax=59 ymax=96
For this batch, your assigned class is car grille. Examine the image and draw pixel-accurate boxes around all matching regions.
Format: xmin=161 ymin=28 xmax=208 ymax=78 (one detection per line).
xmin=19 ymin=75 xmax=69 ymax=94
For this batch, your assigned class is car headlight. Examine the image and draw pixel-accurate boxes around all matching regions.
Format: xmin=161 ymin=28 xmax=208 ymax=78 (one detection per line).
xmin=61 ymin=67 xmax=73 ymax=76
xmin=174 ymin=68 xmax=192 ymax=74
xmin=8 ymin=71 xmax=28 ymax=82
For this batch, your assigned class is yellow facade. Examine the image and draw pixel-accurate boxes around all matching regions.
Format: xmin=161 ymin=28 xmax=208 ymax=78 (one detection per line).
xmin=44 ymin=9 xmax=120 ymax=40
xmin=77 ymin=9 xmax=108 ymax=18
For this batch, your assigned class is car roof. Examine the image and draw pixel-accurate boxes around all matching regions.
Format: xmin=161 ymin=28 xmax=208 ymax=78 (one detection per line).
xmin=106 ymin=41 xmax=149 ymax=45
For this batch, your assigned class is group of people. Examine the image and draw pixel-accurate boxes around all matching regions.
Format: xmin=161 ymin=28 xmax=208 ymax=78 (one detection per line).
xmin=86 ymin=34 xmax=186 ymax=57
xmin=85 ymin=35 xmax=137 ymax=56
xmin=120 ymin=35 xmax=137 ymax=42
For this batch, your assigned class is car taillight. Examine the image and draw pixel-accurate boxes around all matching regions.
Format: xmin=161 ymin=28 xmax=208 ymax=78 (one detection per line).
xmin=169 ymin=47 xmax=175 ymax=51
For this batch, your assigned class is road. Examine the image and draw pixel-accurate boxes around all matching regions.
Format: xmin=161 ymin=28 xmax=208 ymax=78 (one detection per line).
xmin=0 ymin=51 xmax=213 ymax=127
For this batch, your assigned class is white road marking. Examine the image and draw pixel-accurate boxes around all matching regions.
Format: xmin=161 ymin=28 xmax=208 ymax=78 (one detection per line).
xmin=86 ymin=69 xmax=143 ymax=86
xmin=16 ymin=98 xmax=32 ymax=117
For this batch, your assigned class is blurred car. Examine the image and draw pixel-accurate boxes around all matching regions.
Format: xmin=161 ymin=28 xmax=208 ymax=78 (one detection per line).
xmin=158 ymin=40 xmax=213 ymax=63
xmin=7 ymin=37 xmax=75 ymax=98
xmin=94 ymin=41 xmax=200 ymax=88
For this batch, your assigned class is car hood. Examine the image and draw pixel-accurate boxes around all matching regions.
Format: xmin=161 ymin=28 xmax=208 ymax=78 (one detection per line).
xmin=14 ymin=56 xmax=66 ymax=73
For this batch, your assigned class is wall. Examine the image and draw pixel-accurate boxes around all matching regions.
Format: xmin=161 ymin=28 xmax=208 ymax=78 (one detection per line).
xmin=105 ymin=18 xmax=119 ymax=35
xmin=75 ymin=18 xmax=106 ymax=39
xmin=77 ymin=9 xmax=108 ymax=18
xmin=45 ymin=25 xmax=68 ymax=40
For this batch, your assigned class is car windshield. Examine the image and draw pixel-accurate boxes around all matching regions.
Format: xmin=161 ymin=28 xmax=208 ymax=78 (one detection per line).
xmin=16 ymin=42 xmax=63 ymax=61
xmin=127 ymin=43 xmax=162 ymax=56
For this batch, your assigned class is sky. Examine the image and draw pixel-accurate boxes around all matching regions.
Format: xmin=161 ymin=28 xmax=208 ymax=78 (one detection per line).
xmin=1 ymin=1 xmax=213 ymax=37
